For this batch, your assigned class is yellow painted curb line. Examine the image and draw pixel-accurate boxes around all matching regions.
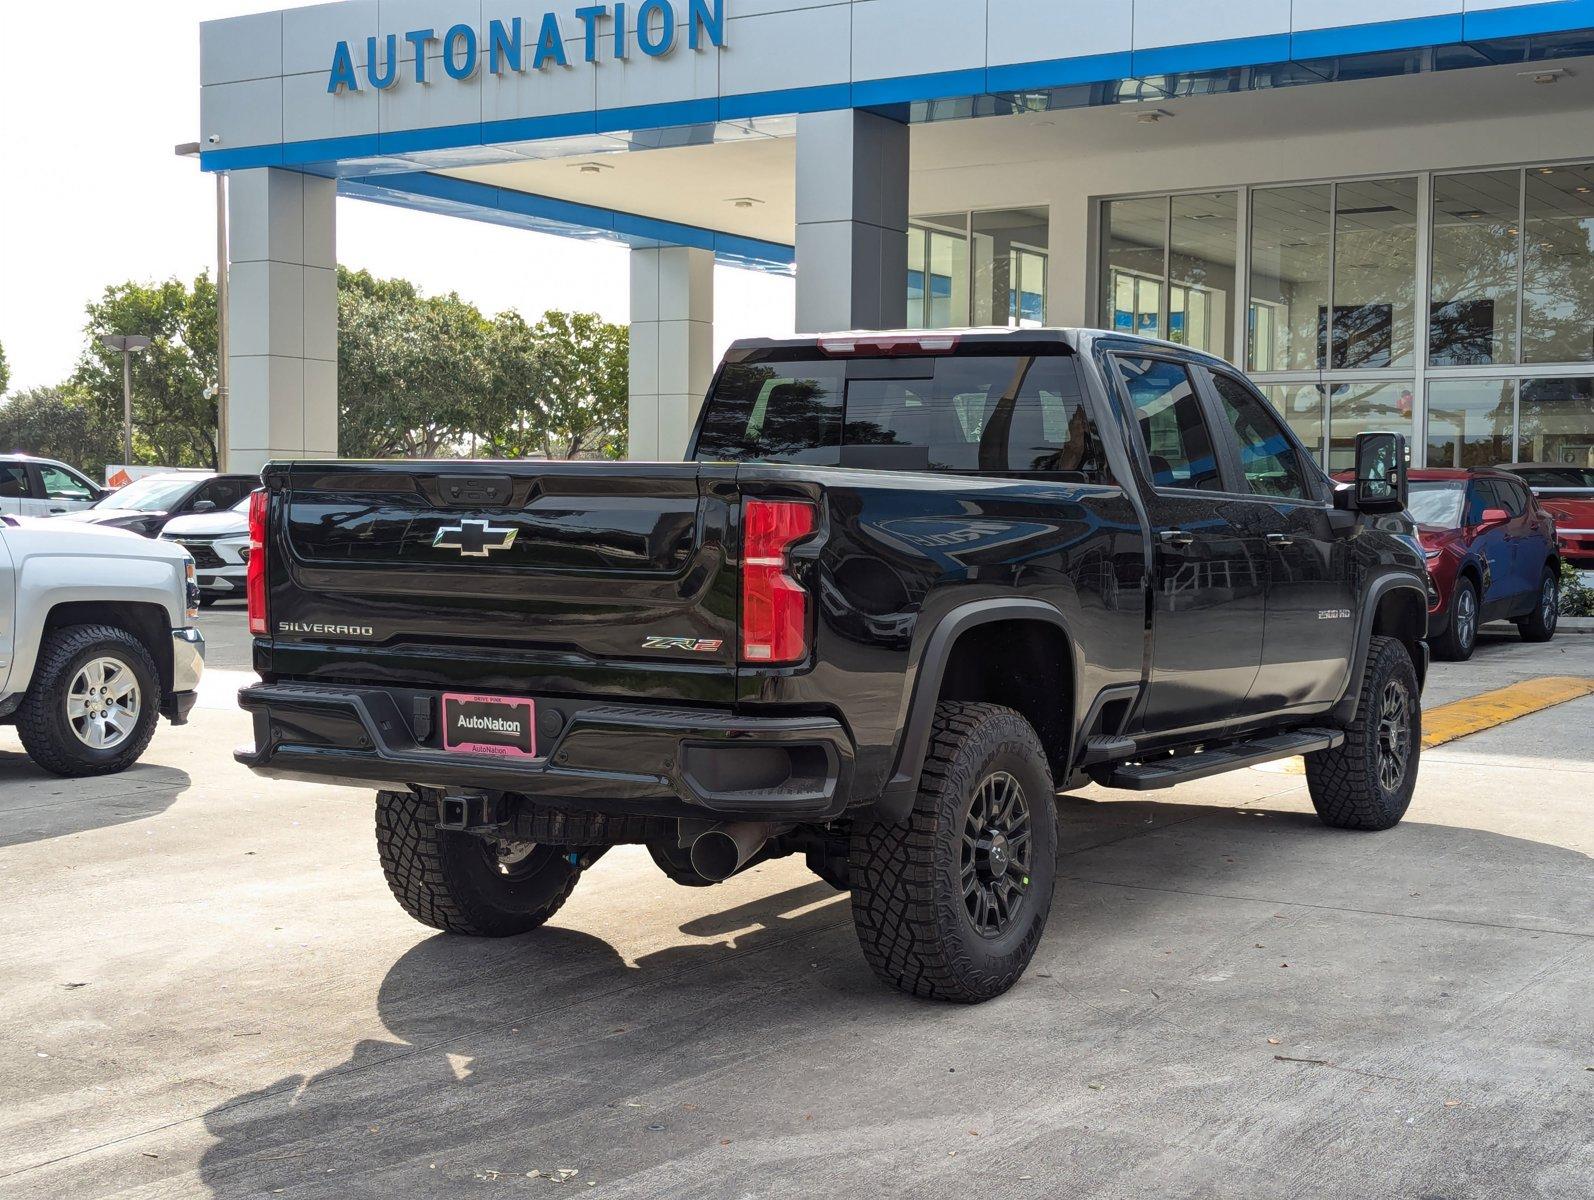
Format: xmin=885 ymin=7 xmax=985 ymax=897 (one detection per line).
xmin=1253 ymin=675 xmax=1594 ymax=774
xmin=1420 ymin=675 xmax=1594 ymax=750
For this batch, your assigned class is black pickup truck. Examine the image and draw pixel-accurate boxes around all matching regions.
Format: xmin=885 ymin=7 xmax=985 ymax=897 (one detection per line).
xmin=237 ymin=328 xmax=1429 ymax=1003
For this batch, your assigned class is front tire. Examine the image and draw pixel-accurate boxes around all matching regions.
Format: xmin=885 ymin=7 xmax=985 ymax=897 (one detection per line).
xmin=1305 ymin=635 xmax=1421 ymax=831
xmin=16 ymin=624 xmax=161 ymax=778
xmin=375 ymin=790 xmax=583 ymax=936
xmin=1516 ymin=566 xmax=1558 ymax=643
xmin=849 ymin=702 xmax=1057 ymax=1003
xmin=1432 ymin=576 xmax=1477 ymax=661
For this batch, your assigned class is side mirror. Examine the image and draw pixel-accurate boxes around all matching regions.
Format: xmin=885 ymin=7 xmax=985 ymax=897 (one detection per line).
xmin=1350 ymin=431 xmax=1409 ymax=514
xmin=1479 ymin=507 xmax=1510 ymax=527
xmin=191 ymin=499 xmax=216 ymax=513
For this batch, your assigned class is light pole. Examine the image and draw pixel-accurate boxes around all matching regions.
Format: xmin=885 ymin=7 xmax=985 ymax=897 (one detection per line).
xmin=99 ymin=334 xmax=152 ymax=463
xmin=176 ymin=141 xmax=228 ymax=470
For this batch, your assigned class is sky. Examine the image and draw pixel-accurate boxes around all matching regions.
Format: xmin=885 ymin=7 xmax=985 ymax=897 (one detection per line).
xmin=0 ymin=0 xmax=793 ymax=393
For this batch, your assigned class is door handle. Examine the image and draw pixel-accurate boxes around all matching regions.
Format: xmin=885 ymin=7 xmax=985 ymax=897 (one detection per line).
xmin=1158 ymin=529 xmax=1195 ymax=549
xmin=1266 ymin=532 xmax=1295 ymax=547
xmin=49 ymin=507 xmax=66 ymax=514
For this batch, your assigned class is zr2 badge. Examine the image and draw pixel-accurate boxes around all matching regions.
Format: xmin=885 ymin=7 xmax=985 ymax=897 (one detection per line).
xmin=642 ymin=636 xmax=725 ymax=653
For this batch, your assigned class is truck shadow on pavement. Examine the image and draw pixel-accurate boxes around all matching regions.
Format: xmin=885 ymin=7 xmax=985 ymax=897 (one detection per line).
xmin=0 ymin=750 xmax=190 ymax=850
xmin=193 ymin=797 xmax=1592 ymax=1198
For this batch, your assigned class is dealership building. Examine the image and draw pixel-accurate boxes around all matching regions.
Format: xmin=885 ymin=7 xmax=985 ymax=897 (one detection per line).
xmin=198 ymin=0 xmax=1594 ymax=471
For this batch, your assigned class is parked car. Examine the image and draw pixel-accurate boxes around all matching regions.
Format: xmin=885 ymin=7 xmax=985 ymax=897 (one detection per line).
xmin=1496 ymin=463 xmax=1594 ymax=569
xmin=60 ymin=471 xmax=258 ymax=538
xmin=0 ymin=454 xmax=107 ymax=517
xmin=0 ymin=514 xmax=204 ymax=776
xmin=1405 ymin=469 xmax=1560 ymax=660
xmin=160 ymin=495 xmax=252 ymax=605
xmin=235 ymin=328 xmax=1430 ymax=1004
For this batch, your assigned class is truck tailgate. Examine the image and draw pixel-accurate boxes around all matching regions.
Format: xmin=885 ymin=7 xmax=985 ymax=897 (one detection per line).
xmin=261 ymin=461 xmax=739 ymax=702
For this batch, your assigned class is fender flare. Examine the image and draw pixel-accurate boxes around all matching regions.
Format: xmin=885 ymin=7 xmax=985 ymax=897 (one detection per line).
xmin=1328 ymin=575 xmax=1430 ymax=727
xmin=876 ymin=598 xmax=1077 ymax=823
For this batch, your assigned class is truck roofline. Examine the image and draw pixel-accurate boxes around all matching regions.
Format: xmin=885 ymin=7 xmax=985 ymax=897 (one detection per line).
xmin=721 ymin=327 xmax=1230 ymax=366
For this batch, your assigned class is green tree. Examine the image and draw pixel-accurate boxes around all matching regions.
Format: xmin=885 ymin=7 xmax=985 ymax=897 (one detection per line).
xmin=337 ymin=267 xmax=493 ymax=458
xmin=527 ymin=310 xmax=628 ymax=460
xmin=337 ymin=267 xmax=627 ymax=461
xmin=73 ymin=275 xmax=219 ymax=467
xmin=0 ymin=385 xmax=121 ymax=471
xmin=0 ymin=340 xmax=10 ymax=396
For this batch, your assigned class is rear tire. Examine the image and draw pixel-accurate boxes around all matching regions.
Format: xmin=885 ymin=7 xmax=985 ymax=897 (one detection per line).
xmin=1305 ymin=635 xmax=1420 ymax=831
xmin=1431 ymin=576 xmax=1477 ymax=661
xmin=16 ymin=625 xmax=161 ymax=778
xmin=375 ymin=790 xmax=582 ymax=936
xmin=1516 ymin=566 xmax=1558 ymax=643
xmin=849 ymin=702 xmax=1057 ymax=1003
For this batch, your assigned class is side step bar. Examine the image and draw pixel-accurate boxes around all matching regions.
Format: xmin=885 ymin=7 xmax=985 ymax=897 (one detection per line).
xmin=1094 ymin=728 xmax=1344 ymax=791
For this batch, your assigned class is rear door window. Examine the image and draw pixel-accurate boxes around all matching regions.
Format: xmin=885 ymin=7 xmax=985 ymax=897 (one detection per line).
xmin=695 ymin=352 xmax=1109 ymax=480
xmin=0 ymin=464 xmax=33 ymax=498
xmin=1208 ymin=371 xmax=1316 ymax=501
xmin=1114 ymin=356 xmax=1223 ymax=491
xmin=39 ymin=464 xmax=96 ymax=501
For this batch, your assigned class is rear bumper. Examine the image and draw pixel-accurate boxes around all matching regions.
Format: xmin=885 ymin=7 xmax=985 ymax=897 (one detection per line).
xmin=235 ymin=681 xmax=855 ymax=821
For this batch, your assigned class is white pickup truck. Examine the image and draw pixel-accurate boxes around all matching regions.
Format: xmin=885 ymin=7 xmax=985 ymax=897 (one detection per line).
xmin=0 ymin=515 xmax=204 ymax=776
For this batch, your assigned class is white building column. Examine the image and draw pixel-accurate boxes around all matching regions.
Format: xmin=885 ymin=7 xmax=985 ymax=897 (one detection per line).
xmin=794 ymin=109 xmax=909 ymax=333
xmin=227 ymin=169 xmax=338 ymax=472
xmin=628 ymin=246 xmax=715 ymax=461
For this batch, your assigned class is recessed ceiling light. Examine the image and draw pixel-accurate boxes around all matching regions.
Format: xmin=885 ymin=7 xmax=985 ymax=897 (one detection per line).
xmin=1577 ymin=186 xmax=1592 ymax=195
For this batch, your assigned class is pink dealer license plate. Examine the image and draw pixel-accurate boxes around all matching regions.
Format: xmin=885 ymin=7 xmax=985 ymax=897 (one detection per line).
xmin=441 ymin=692 xmax=537 ymax=758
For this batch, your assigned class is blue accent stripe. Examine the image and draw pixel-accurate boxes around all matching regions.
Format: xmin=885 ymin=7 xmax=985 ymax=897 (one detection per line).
xmin=593 ymin=97 xmax=719 ymax=134
xmin=480 ymin=110 xmax=600 ymax=143
xmin=1291 ymin=13 xmax=1464 ymax=60
xmin=1464 ymin=0 xmax=1594 ymax=41
xmin=985 ymin=50 xmax=1133 ymax=94
xmin=1133 ymin=33 xmax=1293 ymax=78
xmin=718 ymin=82 xmax=852 ymax=121
xmin=850 ymin=66 xmax=988 ymax=109
xmin=345 ymin=171 xmax=795 ymax=270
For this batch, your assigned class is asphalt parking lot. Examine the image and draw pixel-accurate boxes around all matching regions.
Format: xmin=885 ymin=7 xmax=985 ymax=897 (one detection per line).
xmin=1 ymin=607 xmax=1589 ymax=1199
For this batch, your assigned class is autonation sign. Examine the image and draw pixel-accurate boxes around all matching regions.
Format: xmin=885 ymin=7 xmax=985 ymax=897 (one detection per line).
xmin=327 ymin=0 xmax=726 ymax=94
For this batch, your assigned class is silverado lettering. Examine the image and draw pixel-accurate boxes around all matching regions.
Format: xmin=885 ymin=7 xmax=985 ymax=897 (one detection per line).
xmin=237 ymin=328 xmax=1430 ymax=1004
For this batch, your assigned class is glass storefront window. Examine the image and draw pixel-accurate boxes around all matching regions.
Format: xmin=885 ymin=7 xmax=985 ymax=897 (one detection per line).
xmin=1522 ymin=164 xmax=1594 ymax=364
xmin=1259 ymin=383 xmax=1327 ymax=465
xmin=971 ymin=208 xmax=1049 ymax=327
xmin=1332 ymin=177 xmax=1418 ymax=369
xmin=1102 ymin=196 xmax=1169 ymax=339
xmin=1425 ymin=379 xmax=1518 ymax=468
xmin=910 ymin=209 xmax=1047 ymax=329
xmin=1327 ymin=381 xmax=1413 ymax=472
xmin=1519 ymin=377 xmax=1594 ymax=467
xmin=1169 ymin=192 xmax=1237 ymax=357
xmin=1430 ymin=171 xmax=1520 ymax=366
xmin=907 ymin=214 xmax=969 ymax=329
xmin=1248 ymin=185 xmax=1330 ymax=373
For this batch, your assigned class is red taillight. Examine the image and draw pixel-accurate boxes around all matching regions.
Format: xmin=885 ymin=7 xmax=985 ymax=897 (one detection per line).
xmin=246 ymin=488 xmax=268 ymax=636
xmin=740 ymin=498 xmax=816 ymax=665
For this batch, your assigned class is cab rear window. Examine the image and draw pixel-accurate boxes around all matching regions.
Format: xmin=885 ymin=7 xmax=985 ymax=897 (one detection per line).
xmin=693 ymin=352 xmax=1110 ymax=480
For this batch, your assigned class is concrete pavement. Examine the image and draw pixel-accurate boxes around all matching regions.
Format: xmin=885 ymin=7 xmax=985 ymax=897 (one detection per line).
xmin=0 ymin=613 xmax=1589 ymax=1199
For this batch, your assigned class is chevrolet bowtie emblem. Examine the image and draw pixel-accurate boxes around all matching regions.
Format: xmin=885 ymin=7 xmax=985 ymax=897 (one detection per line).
xmin=432 ymin=519 xmax=518 ymax=558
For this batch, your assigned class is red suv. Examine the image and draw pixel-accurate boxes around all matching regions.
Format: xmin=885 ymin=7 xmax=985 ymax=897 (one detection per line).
xmin=1407 ymin=469 xmax=1560 ymax=660
xmin=1496 ymin=463 xmax=1594 ymax=568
